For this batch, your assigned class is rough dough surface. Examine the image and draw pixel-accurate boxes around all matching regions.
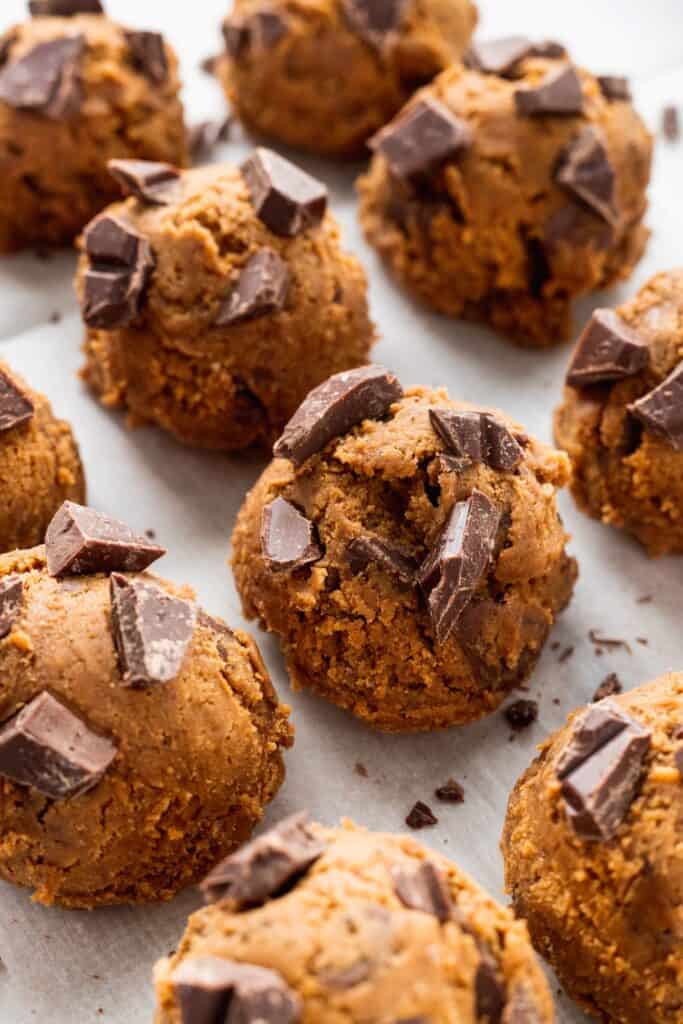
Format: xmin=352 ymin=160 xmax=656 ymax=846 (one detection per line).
xmin=0 ymin=361 xmax=84 ymax=554
xmin=0 ymin=547 xmax=293 ymax=908
xmin=79 ymin=163 xmax=375 ymax=451
xmin=555 ymin=270 xmax=683 ymax=556
xmin=358 ymin=57 xmax=652 ymax=347
xmin=502 ymin=674 xmax=683 ymax=1024
xmin=0 ymin=13 xmax=187 ymax=253
xmin=154 ymin=820 xmax=555 ymax=1023
xmin=232 ymin=384 xmax=577 ymax=732
xmin=216 ymin=0 xmax=477 ymax=157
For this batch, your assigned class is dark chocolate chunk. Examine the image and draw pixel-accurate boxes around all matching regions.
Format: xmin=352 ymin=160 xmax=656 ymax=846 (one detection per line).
xmin=0 ymin=35 xmax=84 ymax=119
xmin=172 ymin=957 xmax=302 ymax=1024
xmin=29 ymin=0 xmax=104 ymax=13
xmin=223 ymin=18 xmax=249 ymax=58
xmin=217 ymin=249 xmax=290 ymax=326
xmin=341 ymin=0 xmax=408 ymax=52
xmin=418 ymin=490 xmax=500 ymax=646
xmin=628 ymin=363 xmax=683 ymax=451
xmin=346 ymin=535 xmax=416 ymax=585
xmin=476 ymin=954 xmax=506 ymax=1024
xmin=405 ymin=800 xmax=438 ymax=829
xmin=370 ymin=98 xmax=471 ymax=183
xmin=45 ymin=501 xmax=165 ymax=577
xmin=465 ymin=37 xmax=566 ymax=77
xmin=597 ymin=76 xmax=631 ymax=102
xmin=556 ymin=127 xmax=618 ymax=225
xmin=241 ymin=148 xmax=327 ymax=237
xmin=662 ymin=105 xmax=680 ymax=141
xmin=504 ymin=699 xmax=538 ymax=731
xmin=108 ymin=159 xmax=181 ymax=206
xmin=260 ymin=498 xmax=322 ymax=572
xmin=274 ymin=365 xmax=403 ymax=466
xmin=393 ymin=861 xmax=452 ymax=922
xmin=556 ymin=700 xmax=632 ymax=779
xmin=0 ymin=691 xmax=116 ymax=799
xmin=110 ymin=574 xmax=196 ymax=688
xmin=0 ymin=576 xmax=23 ymax=638
xmin=592 ymin=673 xmax=622 ymax=703
xmin=544 ymin=202 xmax=613 ymax=252
xmin=124 ymin=30 xmax=168 ymax=85
xmin=82 ymin=214 xmax=155 ymax=328
xmin=200 ymin=811 xmax=326 ymax=906
xmin=429 ymin=409 xmax=523 ymax=472
xmin=434 ymin=778 xmax=464 ymax=803
xmin=187 ymin=116 xmax=232 ymax=162
xmin=0 ymin=368 xmax=34 ymax=433
xmin=248 ymin=10 xmax=288 ymax=49
xmin=502 ymin=986 xmax=543 ymax=1024
xmin=566 ymin=309 xmax=649 ymax=387
xmin=514 ymin=66 xmax=583 ymax=117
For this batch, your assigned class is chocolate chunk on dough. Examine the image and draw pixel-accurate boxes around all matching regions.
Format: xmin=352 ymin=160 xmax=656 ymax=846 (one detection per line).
xmin=566 ymin=309 xmax=648 ymax=386
xmin=0 ymin=368 xmax=34 ymax=432
xmin=241 ymin=148 xmax=328 ymax=236
xmin=628 ymin=362 xmax=683 ymax=451
xmin=260 ymin=498 xmax=321 ymax=572
xmin=0 ymin=36 xmax=84 ymax=119
xmin=217 ymin=249 xmax=290 ymax=326
xmin=172 ymin=957 xmax=302 ymax=1024
xmin=107 ymin=159 xmax=181 ymax=205
xmin=45 ymin=502 xmax=165 ymax=577
xmin=370 ymin=98 xmax=471 ymax=182
xmin=393 ymin=861 xmax=453 ymax=922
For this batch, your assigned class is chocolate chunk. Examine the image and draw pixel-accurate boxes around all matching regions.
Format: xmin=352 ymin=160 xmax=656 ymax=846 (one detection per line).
xmin=82 ymin=214 xmax=155 ymax=328
xmin=217 ymin=249 xmax=290 ymax=326
xmin=124 ymin=30 xmax=168 ymax=84
xmin=0 ymin=35 xmax=84 ymax=119
xmin=405 ymin=800 xmax=438 ymax=829
xmin=393 ymin=861 xmax=452 ymax=922
xmin=370 ymin=98 xmax=471 ymax=183
xmin=476 ymin=954 xmax=506 ymax=1024
xmin=676 ymin=744 xmax=683 ymax=775
xmin=430 ymin=410 xmax=523 ymax=471
xmin=200 ymin=812 xmax=326 ymax=906
xmin=556 ymin=127 xmax=618 ymax=225
xmin=223 ymin=18 xmax=249 ymax=58
xmin=544 ymin=202 xmax=613 ymax=252
xmin=504 ymin=699 xmax=538 ymax=731
xmin=663 ymin=105 xmax=680 ymax=141
xmin=320 ymin=960 xmax=372 ymax=990
xmin=434 ymin=778 xmax=464 ymax=803
xmin=274 ymin=365 xmax=403 ymax=466
xmin=107 ymin=159 xmax=180 ymax=206
xmin=514 ymin=66 xmax=583 ymax=117
xmin=241 ymin=148 xmax=327 ymax=237
xmin=0 ymin=368 xmax=34 ymax=433
xmin=341 ymin=0 xmax=408 ymax=52
xmin=597 ymin=76 xmax=631 ymax=102
xmin=110 ymin=574 xmax=196 ymax=688
xmin=29 ymin=0 xmax=104 ymax=13
xmin=566 ymin=309 xmax=649 ymax=387
xmin=502 ymin=986 xmax=543 ymax=1024
xmin=187 ymin=116 xmax=232 ymax=162
xmin=45 ymin=501 xmax=165 ymax=577
xmin=346 ymin=535 xmax=416 ymax=585
xmin=0 ymin=692 xmax=116 ymax=799
xmin=172 ymin=957 xmax=302 ymax=1024
xmin=260 ymin=498 xmax=322 ymax=572
xmin=592 ymin=673 xmax=622 ymax=703
xmin=248 ymin=11 xmax=288 ymax=48
xmin=418 ymin=490 xmax=500 ymax=646
xmin=84 ymin=214 xmax=143 ymax=266
xmin=628 ymin=363 xmax=683 ymax=451
xmin=556 ymin=700 xmax=633 ymax=779
xmin=0 ymin=576 xmax=23 ymax=638
xmin=465 ymin=37 xmax=565 ymax=77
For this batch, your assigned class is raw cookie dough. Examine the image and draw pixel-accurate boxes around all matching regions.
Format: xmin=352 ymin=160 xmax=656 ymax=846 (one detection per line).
xmin=154 ymin=816 xmax=556 ymax=1023
xmin=215 ymin=0 xmax=478 ymax=157
xmin=0 ymin=502 xmax=293 ymax=908
xmin=0 ymin=0 xmax=187 ymax=253
xmin=358 ymin=39 xmax=652 ymax=347
xmin=232 ymin=365 xmax=577 ymax=732
xmin=502 ymin=674 xmax=683 ymax=1024
xmin=555 ymin=270 xmax=683 ymax=555
xmin=77 ymin=153 xmax=375 ymax=451
xmin=0 ymin=360 xmax=84 ymax=554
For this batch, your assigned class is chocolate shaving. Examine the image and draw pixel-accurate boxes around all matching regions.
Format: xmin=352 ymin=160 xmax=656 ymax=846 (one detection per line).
xmin=628 ymin=362 xmax=683 ymax=451
xmin=241 ymin=148 xmax=327 ymax=237
xmin=341 ymin=0 xmax=408 ymax=53
xmin=346 ymin=535 xmax=416 ymax=585
xmin=217 ymin=249 xmax=290 ymax=326
xmin=514 ymin=66 xmax=583 ymax=117
xmin=82 ymin=214 xmax=155 ymax=328
xmin=370 ymin=98 xmax=471 ymax=183
xmin=29 ymin=0 xmax=104 ymax=13
xmin=260 ymin=498 xmax=322 ymax=572
xmin=405 ymin=800 xmax=438 ymax=829
xmin=504 ymin=699 xmax=538 ymax=731
xmin=556 ymin=126 xmax=618 ymax=225
xmin=566 ymin=309 xmax=649 ymax=387
xmin=429 ymin=409 xmax=523 ymax=471
xmin=592 ymin=673 xmax=622 ymax=702
xmin=464 ymin=37 xmax=566 ymax=77
xmin=393 ymin=861 xmax=452 ymax=922
xmin=558 ymin=645 xmax=574 ymax=664
xmin=108 ymin=159 xmax=181 ymax=206
xmin=0 ymin=368 xmax=34 ymax=433
xmin=172 ymin=957 xmax=301 ymax=1024
xmin=588 ymin=629 xmax=632 ymax=654
xmin=124 ymin=30 xmax=168 ymax=85
xmin=597 ymin=76 xmax=631 ymax=102
xmin=45 ymin=501 xmax=165 ymax=577
xmin=0 ymin=576 xmax=23 ymax=638
xmin=0 ymin=35 xmax=84 ymax=119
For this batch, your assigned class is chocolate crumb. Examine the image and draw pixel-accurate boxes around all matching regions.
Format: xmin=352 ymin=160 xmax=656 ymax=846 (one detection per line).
xmin=636 ymin=637 xmax=648 ymax=646
xmin=552 ymin=698 xmax=561 ymax=706
xmin=637 ymin=594 xmax=653 ymax=604
xmin=145 ymin=528 xmax=156 ymax=540
xmin=558 ymin=645 xmax=575 ymax=664
xmin=504 ymin=699 xmax=538 ymax=731
xmin=405 ymin=801 xmax=438 ymax=829
xmin=48 ymin=311 xmax=61 ymax=324
xmin=592 ymin=673 xmax=623 ymax=702
xmin=662 ymin=105 xmax=680 ymax=141
xmin=434 ymin=779 xmax=465 ymax=803
xmin=354 ymin=761 xmax=368 ymax=778
xmin=589 ymin=629 xmax=632 ymax=654
xmin=200 ymin=54 xmax=219 ymax=74
xmin=551 ymin=641 xmax=560 ymax=651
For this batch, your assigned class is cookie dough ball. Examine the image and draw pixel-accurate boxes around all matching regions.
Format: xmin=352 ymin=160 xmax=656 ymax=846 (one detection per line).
xmin=0 ymin=503 xmax=293 ymax=908
xmin=503 ymin=674 xmax=683 ymax=1024
xmin=555 ymin=271 xmax=683 ymax=555
xmin=154 ymin=816 xmax=555 ymax=1023
xmin=77 ymin=153 xmax=375 ymax=451
xmin=359 ymin=40 xmax=652 ymax=347
xmin=0 ymin=361 xmax=84 ymax=553
xmin=216 ymin=0 xmax=478 ymax=158
xmin=232 ymin=365 xmax=577 ymax=732
xmin=0 ymin=1 xmax=187 ymax=253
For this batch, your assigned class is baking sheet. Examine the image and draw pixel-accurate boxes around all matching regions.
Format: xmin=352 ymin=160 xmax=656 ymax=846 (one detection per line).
xmin=0 ymin=1 xmax=682 ymax=1020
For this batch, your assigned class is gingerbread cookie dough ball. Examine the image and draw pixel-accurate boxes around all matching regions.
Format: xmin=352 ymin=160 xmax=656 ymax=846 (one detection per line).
xmin=232 ymin=365 xmax=577 ymax=732
xmin=555 ymin=271 xmax=683 ymax=555
xmin=0 ymin=361 xmax=84 ymax=553
xmin=154 ymin=816 xmax=555 ymax=1023
xmin=216 ymin=0 xmax=478 ymax=158
xmin=77 ymin=152 xmax=374 ymax=451
xmin=0 ymin=502 xmax=293 ymax=908
xmin=0 ymin=0 xmax=187 ymax=253
xmin=503 ymin=674 xmax=683 ymax=1024
xmin=359 ymin=39 xmax=652 ymax=347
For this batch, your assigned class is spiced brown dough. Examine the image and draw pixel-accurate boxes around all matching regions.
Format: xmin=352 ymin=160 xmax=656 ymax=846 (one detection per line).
xmin=555 ymin=270 xmax=683 ymax=556
xmin=0 ymin=7 xmax=187 ymax=253
xmin=0 ymin=361 xmax=84 ymax=553
xmin=502 ymin=674 xmax=683 ymax=1024
xmin=215 ymin=0 xmax=477 ymax=157
xmin=154 ymin=818 xmax=556 ymax=1023
xmin=0 ymin=545 xmax=293 ymax=908
xmin=358 ymin=53 xmax=652 ymax=347
xmin=232 ymin=376 xmax=577 ymax=732
xmin=78 ymin=160 xmax=375 ymax=451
